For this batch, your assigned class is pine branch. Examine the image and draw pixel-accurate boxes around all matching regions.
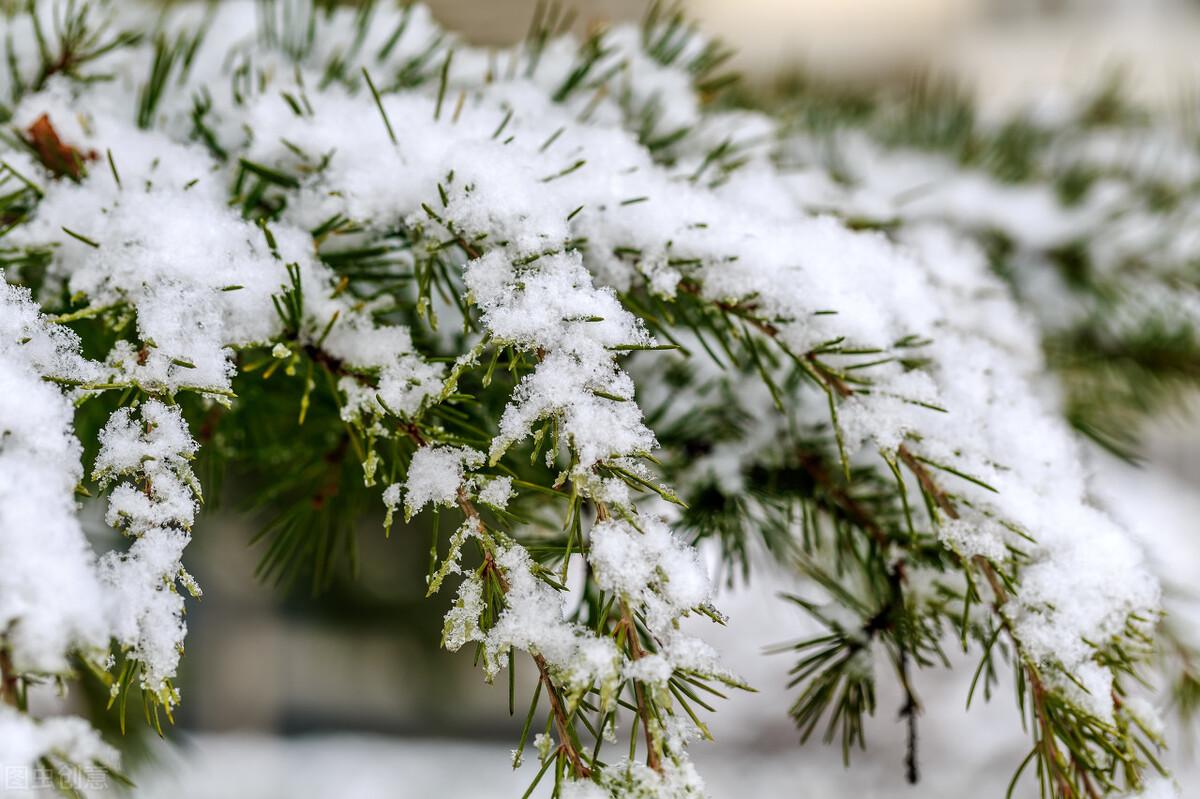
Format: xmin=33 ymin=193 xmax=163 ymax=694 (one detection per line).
xmin=0 ymin=3 xmax=1181 ymax=797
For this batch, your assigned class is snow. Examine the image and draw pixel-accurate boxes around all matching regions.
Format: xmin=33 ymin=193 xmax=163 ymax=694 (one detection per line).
xmin=401 ymin=445 xmax=484 ymax=520
xmin=476 ymin=476 xmax=514 ymax=510
xmin=0 ymin=280 xmax=108 ymax=674
xmin=95 ymin=400 xmax=202 ymax=701
xmin=1131 ymin=778 xmax=1183 ymax=799
xmin=464 ymin=250 xmax=658 ymax=469
xmin=479 ymin=544 xmax=622 ymax=700
xmin=590 ymin=758 xmax=707 ymax=799
xmin=589 ymin=518 xmax=711 ymax=636
xmin=0 ymin=281 xmax=122 ymax=778
xmin=0 ymin=706 xmax=118 ymax=788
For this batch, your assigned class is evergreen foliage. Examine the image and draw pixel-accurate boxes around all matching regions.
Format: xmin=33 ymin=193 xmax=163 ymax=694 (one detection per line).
xmin=0 ymin=1 xmax=1194 ymax=797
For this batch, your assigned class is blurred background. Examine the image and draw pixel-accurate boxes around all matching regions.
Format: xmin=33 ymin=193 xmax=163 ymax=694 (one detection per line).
xmin=56 ymin=0 xmax=1200 ymax=796
xmin=433 ymin=0 xmax=1200 ymax=112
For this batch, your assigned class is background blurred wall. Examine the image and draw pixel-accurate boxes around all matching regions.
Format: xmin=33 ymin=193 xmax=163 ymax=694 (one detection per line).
xmin=421 ymin=0 xmax=1200 ymax=113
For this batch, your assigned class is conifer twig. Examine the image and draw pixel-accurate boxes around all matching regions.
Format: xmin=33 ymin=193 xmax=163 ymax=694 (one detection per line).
xmin=620 ymin=601 xmax=662 ymax=773
xmin=0 ymin=648 xmax=18 ymax=707
xmin=402 ymin=422 xmax=593 ymax=779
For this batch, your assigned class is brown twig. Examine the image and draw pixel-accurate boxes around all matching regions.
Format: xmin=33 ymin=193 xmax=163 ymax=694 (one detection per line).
xmin=897 ymin=445 xmax=958 ymax=520
xmin=0 ymin=647 xmax=18 ymax=707
xmin=978 ymin=556 xmax=1075 ymax=798
xmin=675 ymin=280 xmax=855 ymax=397
xmin=796 ymin=450 xmax=886 ymax=547
xmin=592 ymin=498 xmax=658 ymax=772
xmin=898 ymin=646 xmax=920 ymax=785
xmin=620 ymin=603 xmax=662 ymax=773
xmin=797 ymin=447 xmax=922 ymax=781
xmin=805 ymin=352 xmax=854 ymax=398
xmin=900 ymin=447 xmax=1079 ymax=797
xmin=676 ymin=280 xmax=777 ymax=336
xmin=455 ymin=234 xmax=481 ymax=260
xmin=304 ymin=344 xmax=354 ymax=381
xmin=310 ymin=434 xmax=349 ymax=510
xmin=399 ymin=423 xmax=591 ymax=778
xmin=533 ymin=652 xmax=591 ymax=778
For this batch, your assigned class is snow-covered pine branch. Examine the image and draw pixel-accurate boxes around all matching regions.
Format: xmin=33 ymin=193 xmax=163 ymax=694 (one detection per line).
xmin=0 ymin=1 xmax=1187 ymax=796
